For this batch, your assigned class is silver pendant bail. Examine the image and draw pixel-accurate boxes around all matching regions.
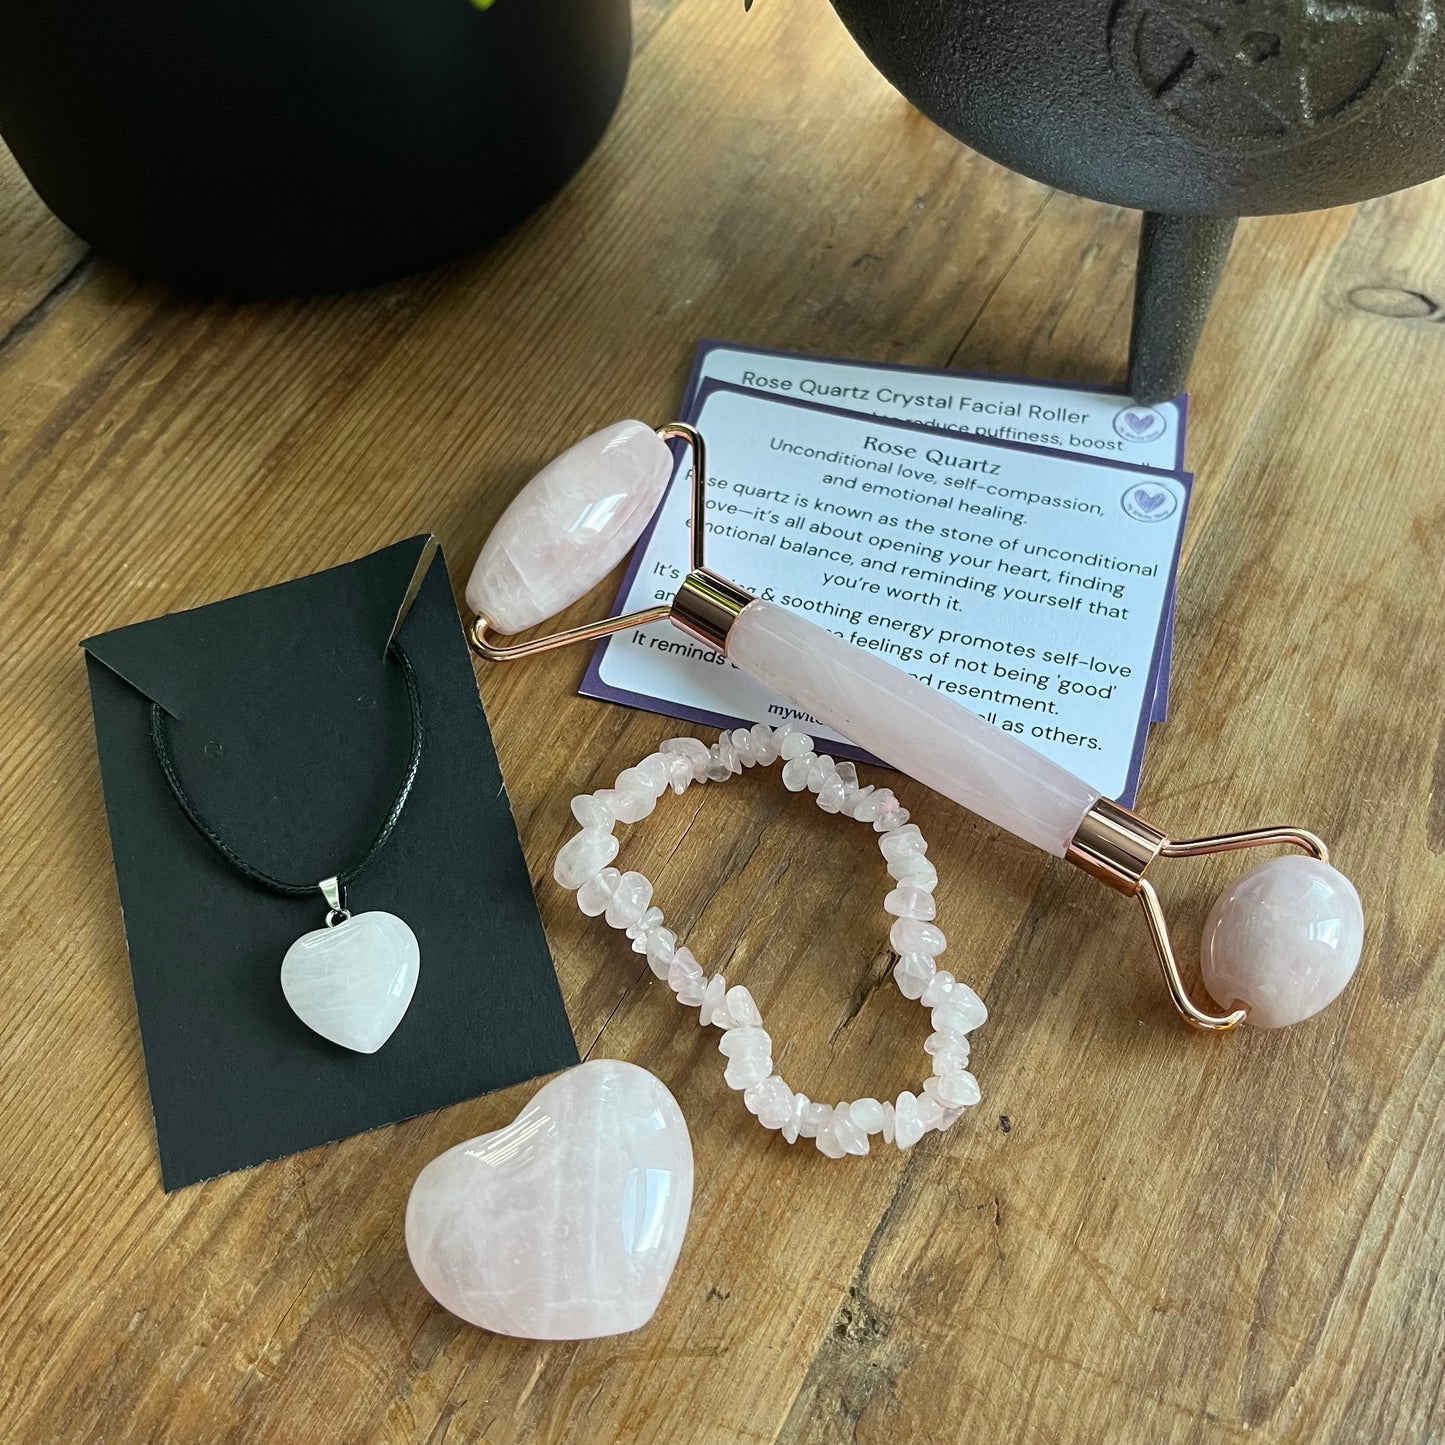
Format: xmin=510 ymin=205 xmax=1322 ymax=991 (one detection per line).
xmin=319 ymin=876 xmax=350 ymax=926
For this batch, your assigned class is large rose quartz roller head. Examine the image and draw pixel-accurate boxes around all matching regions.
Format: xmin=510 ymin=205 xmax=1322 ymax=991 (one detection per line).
xmin=1199 ymin=854 xmax=1364 ymax=1028
xmin=466 ymin=420 xmax=675 ymax=654
xmin=465 ymin=420 xmax=1365 ymax=1033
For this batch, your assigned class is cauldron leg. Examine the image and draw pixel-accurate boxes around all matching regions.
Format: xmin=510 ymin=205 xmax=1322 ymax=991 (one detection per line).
xmin=1126 ymin=212 xmax=1238 ymax=403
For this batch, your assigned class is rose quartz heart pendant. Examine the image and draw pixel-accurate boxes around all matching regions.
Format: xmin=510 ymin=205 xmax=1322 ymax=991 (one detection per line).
xmin=406 ymin=1059 xmax=693 ymax=1339
xmin=279 ymin=911 xmax=419 ymax=1054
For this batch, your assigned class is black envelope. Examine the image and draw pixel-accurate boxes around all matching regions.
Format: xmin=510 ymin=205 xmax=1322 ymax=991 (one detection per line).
xmin=84 ymin=536 xmax=577 ymax=1190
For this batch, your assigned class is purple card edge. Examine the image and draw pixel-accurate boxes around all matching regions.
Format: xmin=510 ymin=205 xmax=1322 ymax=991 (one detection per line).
xmin=1122 ymin=473 xmax=1194 ymax=805
xmin=684 ymin=337 xmax=1191 ymax=472
xmin=690 ymin=377 xmax=1192 ymax=485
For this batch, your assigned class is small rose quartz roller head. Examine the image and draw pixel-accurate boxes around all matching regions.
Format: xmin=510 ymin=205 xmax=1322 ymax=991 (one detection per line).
xmin=465 ymin=422 xmax=1364 ymax=1032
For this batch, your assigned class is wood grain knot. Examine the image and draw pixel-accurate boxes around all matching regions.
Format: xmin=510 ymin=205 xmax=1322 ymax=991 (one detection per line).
xmin=1346 ymin=285 xmax=1442 ymax=320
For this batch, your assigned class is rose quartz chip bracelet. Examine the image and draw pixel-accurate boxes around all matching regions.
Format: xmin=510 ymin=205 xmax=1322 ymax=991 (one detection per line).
xmin=553 ymin=722 xmax=986 ymax=1157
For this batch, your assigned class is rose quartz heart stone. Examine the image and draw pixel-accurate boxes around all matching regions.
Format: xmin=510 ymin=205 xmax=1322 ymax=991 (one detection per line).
xmin=405 ymin=1060 xmax=692 ymax=1339
xmin=465 ymin=420 xmax=672 ymax=635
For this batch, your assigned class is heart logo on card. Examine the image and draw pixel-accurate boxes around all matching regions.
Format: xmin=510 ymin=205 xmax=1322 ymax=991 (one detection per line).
xmin=1112 ymin=405 xmax=1168 ymax=443
xmin=280 ymin=911 xmax=420 ymax=1053
xmin=1121 ymin=484 xmax=1179 ymax=523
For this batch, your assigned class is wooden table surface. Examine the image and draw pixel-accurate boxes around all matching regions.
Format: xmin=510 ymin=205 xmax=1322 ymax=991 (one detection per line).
xmin=4 ymin=4 xmax=1444 ymax=1442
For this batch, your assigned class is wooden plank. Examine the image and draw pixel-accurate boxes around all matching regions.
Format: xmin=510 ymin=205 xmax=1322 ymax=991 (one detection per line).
xmin=0 ymin=142 xmax=89 ymax=344
xmin=0 ymin=0 xmax=1442 ymax=1439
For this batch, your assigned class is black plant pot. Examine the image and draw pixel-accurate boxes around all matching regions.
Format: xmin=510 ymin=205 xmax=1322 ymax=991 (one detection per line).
xmin=829 ymin=0 xmax=1445 ymax=400
xmin=0 ymin=0 xmax=631 ymax=295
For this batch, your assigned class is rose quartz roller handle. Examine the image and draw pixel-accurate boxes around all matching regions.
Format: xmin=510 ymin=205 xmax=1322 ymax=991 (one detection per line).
xmin=727 ymin=599 xmax=1100 ymax=856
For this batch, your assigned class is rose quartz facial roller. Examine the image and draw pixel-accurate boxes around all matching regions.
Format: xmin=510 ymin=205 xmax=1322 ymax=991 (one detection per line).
xmin=465 ymin=421 xmax=1363 ymax=1031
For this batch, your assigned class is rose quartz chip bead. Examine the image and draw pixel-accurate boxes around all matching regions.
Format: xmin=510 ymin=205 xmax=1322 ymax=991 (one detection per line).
xmin=554 ymin=723 xmax=987 ymax=1156
xmin=554 ymin=830 xmax=618 ymax=889
xmin=668 ymin=947 xmax=706 ymax=1005
xmin=576 ymin=867 xmax=621 ymax=917
xmin=465 ymin=420 xmax=672 ymax=636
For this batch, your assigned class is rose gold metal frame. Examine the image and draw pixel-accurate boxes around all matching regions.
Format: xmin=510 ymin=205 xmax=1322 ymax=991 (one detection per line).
xmin=1065 ymin=801 xmax=1329 ymax=1031
xmin=468 ymin=422 xmax=754 ymax=661
xmin=469 ymin=607 xmax=672 ymax=661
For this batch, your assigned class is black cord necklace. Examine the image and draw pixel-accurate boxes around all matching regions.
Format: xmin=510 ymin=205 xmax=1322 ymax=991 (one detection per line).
xmin=149 ymin=640 xmax=426 ymax=1055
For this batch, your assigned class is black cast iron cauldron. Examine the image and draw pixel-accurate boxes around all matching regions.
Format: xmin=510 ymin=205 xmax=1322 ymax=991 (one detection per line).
xmin=828 ymin=0 xmax=1445 ymax=400
xmin=0 ymin=0 xmax=631 ymax=294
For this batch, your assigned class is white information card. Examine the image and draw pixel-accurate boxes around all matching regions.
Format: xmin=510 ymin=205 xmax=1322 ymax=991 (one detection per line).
xmin=583 ymin=355 xmax=1191 ymax=804
xmin=676 ymin=341 xmax=1188 ymax=721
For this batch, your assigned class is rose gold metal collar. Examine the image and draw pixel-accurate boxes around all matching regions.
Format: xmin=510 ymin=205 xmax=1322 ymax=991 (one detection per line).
xmin=1064 ymin=798 xmax=1329 ymax=1031
xmin=671 ymin=569 xmax=753 ymax=651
